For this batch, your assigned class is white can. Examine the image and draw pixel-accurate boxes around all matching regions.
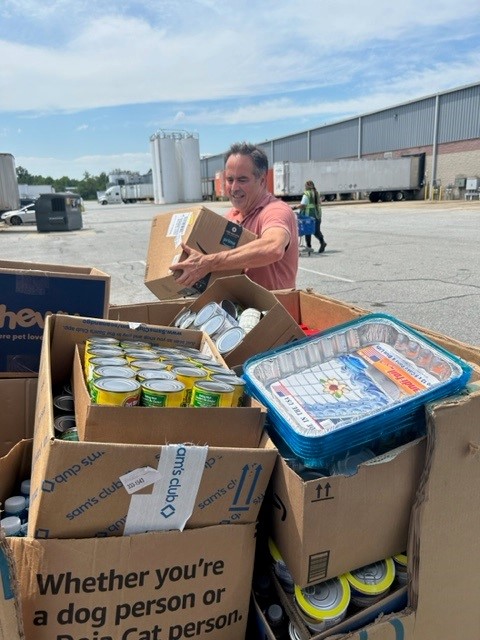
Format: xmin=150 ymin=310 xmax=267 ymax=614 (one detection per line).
xmin=238 ymin=307 xmax=262 ymax=333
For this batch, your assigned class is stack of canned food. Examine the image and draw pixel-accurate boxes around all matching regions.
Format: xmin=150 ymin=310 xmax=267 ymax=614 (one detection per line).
xmin=173 ymin=300 xmax=265 ymax=354
xmin=83 ymin=335 xmax=247 ymax=408
xmin=53 ymin=380 xmax=79 ymax=441
xmin=266 ymin=538 xmax=407 ymax=637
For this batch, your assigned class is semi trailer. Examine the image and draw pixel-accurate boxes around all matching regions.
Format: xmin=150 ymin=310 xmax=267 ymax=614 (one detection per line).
xmin=0 ymin=153 xmax=20 ymax=213
xmin=99 ymin=183 xmax=154 ymax=205
xmin=274 ymin=155 xmax=425 ymax=202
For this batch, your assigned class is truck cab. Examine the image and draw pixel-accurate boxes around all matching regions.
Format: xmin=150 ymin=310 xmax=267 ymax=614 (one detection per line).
xmin=99 ymin=187 xmax=122 ymax=205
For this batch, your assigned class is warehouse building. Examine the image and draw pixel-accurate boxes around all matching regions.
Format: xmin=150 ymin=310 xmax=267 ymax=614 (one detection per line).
xmin=200 ymin=81 xmax=480 ymax=201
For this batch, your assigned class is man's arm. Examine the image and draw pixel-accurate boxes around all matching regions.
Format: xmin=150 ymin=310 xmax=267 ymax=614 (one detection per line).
xmin=170 ymin=226 xmax=290 ymax=288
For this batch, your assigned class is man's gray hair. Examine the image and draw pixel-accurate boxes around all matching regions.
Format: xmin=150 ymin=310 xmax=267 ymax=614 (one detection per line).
xmin=225 ymin=142 xmax=268 ymax=178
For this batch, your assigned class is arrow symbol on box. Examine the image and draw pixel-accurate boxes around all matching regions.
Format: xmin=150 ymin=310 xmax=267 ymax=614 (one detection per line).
xmin=230 ymin=464 xmax=262 ymax=512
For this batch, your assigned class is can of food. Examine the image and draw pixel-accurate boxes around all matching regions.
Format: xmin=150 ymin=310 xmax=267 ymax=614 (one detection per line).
xmin=193 ymin=302 xmax=225 ymax=328
xmin=141 ymin=380 xmax=186 ymax=407
xmin=173 ymin=366 xmax=209 ymax=405
xmin=200 ymin=313 xmax=228 ymax=337
xmin=53 ymin=394 xmax=75 ymax=415
xmin=62 ymin=381 xmax=73 ymax=396
xmin=238 ymin=307 xmax=262 ymax=333
xmin=288 ymin=622 xmax=303 ymax=640
xmin=201 ymin=312 xmax=238 ymax=338
xmin=86 ymin=356 xmax=128 ymax=383
xmin=54 ymin=414 xmax=77 ymax=437
xmin=215 ymin=326 xmax=246 ymax=354
xmin=85 ymin=336 xmax=120 ymax=349
xmin=154 ymin=347 xmax=186 ymax=359
xmin=124 ymin=350 xmax=159 ymax=364
xmin=345 ymin=558 xmax=395 ymax=608
xmin=188 ymin=352 xmax=218 ymax=367
xmin=173 ymin=308 xmax=197 ymax=329
xmin=90 ymin=377 xmax=141 ymax=406
xmin=161 ymin=357 xmax=191 ymax=370
xmin=173 ymin=308 xmax=193 ymax=328
xmin=268 ymin=538 xmax=295 ymax=594
xmin=393 ymin=553 xmax=408 ymax=586
xmin=119 ymin=340 xmax=152 ymax=350
xmin=190 ymin=380 xmax=235 ymax=407
xmin=92 ymin=365 xmax=136 ymax=383
xmin=203 ymin=363 xmax=232 ymax=377
xmin=129 ymin=360 xmax=169 ymax=372
xmin=220 ymin=299 xmax=239 ymax=320
xmin=60 ymin=427 xmax=79 ymax=441
xmin=136 ymin=369 xmax=176 ymax=383
xmin=294 ymin=576 xmax=351 ymax=632
xmin=211 ymin=374 xmax=246 ymax=407
xmin=84 ymin=346 xmax=124 ymax=376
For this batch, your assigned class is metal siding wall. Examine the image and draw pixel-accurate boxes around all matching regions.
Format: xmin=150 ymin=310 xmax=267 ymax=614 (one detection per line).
xmin=272 ymin=134 xmax=308 ymax=163
xmin=311 ymin=120 xmax=359 ymax=160
xmin=202 ymin=155 xmax=224 ymax=178
xmin=438 ymin=85 xmax=480 ymax=143
xmin=199 ymin=82 xmax=480 ymax=179
xmin=361 ymin=99 xmax=436 ymax=154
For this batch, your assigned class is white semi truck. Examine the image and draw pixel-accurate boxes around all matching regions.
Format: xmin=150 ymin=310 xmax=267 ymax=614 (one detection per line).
xmin=274 ymin=155 xmax=425 ymax=202
xmin=0 ymin=153 xmax=20 ymax=213
xmin=98 ymin=183 xmax=154 ymax=205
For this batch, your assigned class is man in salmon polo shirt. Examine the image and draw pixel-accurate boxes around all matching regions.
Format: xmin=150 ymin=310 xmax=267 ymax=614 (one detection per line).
xmin=169 ymin=142 xmax=298 ymax=291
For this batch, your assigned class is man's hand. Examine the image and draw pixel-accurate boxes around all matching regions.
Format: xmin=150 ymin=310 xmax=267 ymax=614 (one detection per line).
xmin=169 ymin=243 xmax=212 ymax=287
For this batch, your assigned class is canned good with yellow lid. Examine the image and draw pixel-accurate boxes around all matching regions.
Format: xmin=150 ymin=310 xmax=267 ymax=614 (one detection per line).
xmin=211 ymin=373 xmax=246 ymax=407
xmin=84 ymin=346 xmax=125 ymax=376
xmin=129 ymin=360 xmax=169 ymax=372
xmin=203 ymin=363 xmax=231 ymax=377
xmin=268 ymin=538 xmax=295 ymax=594
xmin=173 ymin=366 xmax=209 ymax=405
xmin=124 ymin=350 xmax=159 ymax=364
xmin=86 ymin=356 xmax=127 ymax=383
xmin=141 ymin=379 xmax=186 ymax=407
xmin=345 ymin=557 xmax=395 ymax=607
xmin=120 ymin=340 xmax=152 ymax=350
xmin=188 ymin=353 xmax=217 ymax=366
xmin=294 ymin=576 xmax=351 ymax=632
xmin=92 ymin=365 xmax=136 ymax=382
xmin=136 ymin=369 xmax=176 ymax=382
xmin=86 ymin=336 xmax=120 ymax=348
xmin=190 ymin=380 xmax=235 ymax=407
xmin=393 ymin=553 xmax=408 ymax=586
xmin=90 ymin=377 xmax=141 ymax=407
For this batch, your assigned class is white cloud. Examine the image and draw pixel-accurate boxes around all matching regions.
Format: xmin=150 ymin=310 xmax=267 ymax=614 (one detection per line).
xmin=0 ymin=1 xmax=479 ymax=113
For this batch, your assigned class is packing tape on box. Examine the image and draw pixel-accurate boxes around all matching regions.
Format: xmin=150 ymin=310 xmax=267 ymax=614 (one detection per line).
xmin=122 ymin=444 xmax=208 ymax=536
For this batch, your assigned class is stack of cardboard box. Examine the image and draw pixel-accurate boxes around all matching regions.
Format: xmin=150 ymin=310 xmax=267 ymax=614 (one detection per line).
xmin=2 ymin=212 xmax=480 ymax=640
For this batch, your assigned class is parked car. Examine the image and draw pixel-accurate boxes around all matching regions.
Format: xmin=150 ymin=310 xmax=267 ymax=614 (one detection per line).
xmin=1 ymin=203 xmax=36 ymax=225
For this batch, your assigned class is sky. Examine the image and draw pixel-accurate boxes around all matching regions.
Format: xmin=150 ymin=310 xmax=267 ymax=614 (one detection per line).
xmin=1 ymin=0 xmax=480 ymax=180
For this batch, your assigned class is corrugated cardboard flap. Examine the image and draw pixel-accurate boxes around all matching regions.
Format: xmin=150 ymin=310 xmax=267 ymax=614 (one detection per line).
xmin=0 ymin=534 xmax=24 ymax=640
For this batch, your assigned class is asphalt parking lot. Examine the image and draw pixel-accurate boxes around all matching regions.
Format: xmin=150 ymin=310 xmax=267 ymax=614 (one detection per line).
xmin=1 ymin=198 xmax=479 ymax=346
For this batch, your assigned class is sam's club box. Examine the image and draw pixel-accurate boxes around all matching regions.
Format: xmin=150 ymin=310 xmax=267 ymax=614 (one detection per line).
xmin=1 ymin=442 xmax=257 ymax=640
xmin=9 ymin=523 xmax=257 ymax=640
xmin=0 ymin=260 xmax=110 ymax=375
xmin=144 ymin=206 xmax=256 ymax=300
xmin=27 ymin=313 xmax=277 ymax=539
